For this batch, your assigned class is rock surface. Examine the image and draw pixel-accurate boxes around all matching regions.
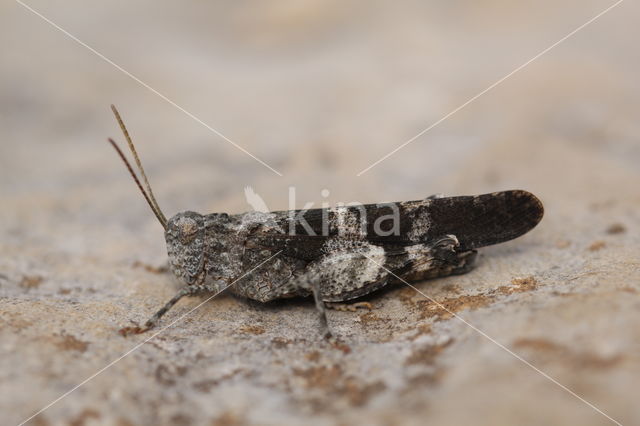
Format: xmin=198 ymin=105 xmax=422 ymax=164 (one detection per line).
xmin=1 ymin=1 xmax=638 ymax=425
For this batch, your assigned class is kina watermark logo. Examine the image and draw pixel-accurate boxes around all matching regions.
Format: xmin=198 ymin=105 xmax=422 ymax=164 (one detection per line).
xmin=243 ymin=186 xmax=401 ymax=237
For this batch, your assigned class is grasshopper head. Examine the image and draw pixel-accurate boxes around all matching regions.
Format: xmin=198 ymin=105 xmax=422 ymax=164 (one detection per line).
xmin=106 ymin=106 xmax=234 ymax=286
xmin=165 ymin=211 xmax=205 ymax=285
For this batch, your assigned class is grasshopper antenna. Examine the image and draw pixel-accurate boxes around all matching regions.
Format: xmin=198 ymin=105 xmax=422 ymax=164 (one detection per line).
xmin=107 ymin=138 xmax=168 ymax=230
xmin=110 ymin=104 xmax=168 ymax=227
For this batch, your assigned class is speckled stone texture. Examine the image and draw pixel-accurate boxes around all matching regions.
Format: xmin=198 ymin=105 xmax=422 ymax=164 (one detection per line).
xmin=1 ymin=1 xmax=639 ymax=425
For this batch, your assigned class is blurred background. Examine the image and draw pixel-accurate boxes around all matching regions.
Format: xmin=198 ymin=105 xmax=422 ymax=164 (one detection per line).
xmin=1 ymin=1 xmax=638 ymax=425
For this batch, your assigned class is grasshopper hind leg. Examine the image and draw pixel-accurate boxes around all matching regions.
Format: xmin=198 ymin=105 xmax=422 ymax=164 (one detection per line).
xmin=402 ymin=236 xmax=477 ymax=282
xmin=325 ymin=301 xmax=373 ymax=312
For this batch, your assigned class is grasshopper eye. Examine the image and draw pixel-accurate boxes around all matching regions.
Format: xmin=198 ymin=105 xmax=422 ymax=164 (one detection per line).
xmin=174 ymin=217 xmax=198 ymax=244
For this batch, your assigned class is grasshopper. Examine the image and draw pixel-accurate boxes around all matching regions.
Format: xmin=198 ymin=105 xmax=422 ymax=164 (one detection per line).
xmin=107 ymin=106 xmax=543 ymax=337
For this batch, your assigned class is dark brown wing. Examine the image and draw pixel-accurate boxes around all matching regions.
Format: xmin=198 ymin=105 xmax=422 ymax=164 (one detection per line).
xmin=402 ymin=190 xmax=544 ymax=250
xmin=242 ymin=190 xmax=543 ymax=261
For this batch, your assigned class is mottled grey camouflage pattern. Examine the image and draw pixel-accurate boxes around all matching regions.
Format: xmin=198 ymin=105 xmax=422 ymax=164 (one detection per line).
xmin=123 ymin=190 xmax=543 ymax=337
